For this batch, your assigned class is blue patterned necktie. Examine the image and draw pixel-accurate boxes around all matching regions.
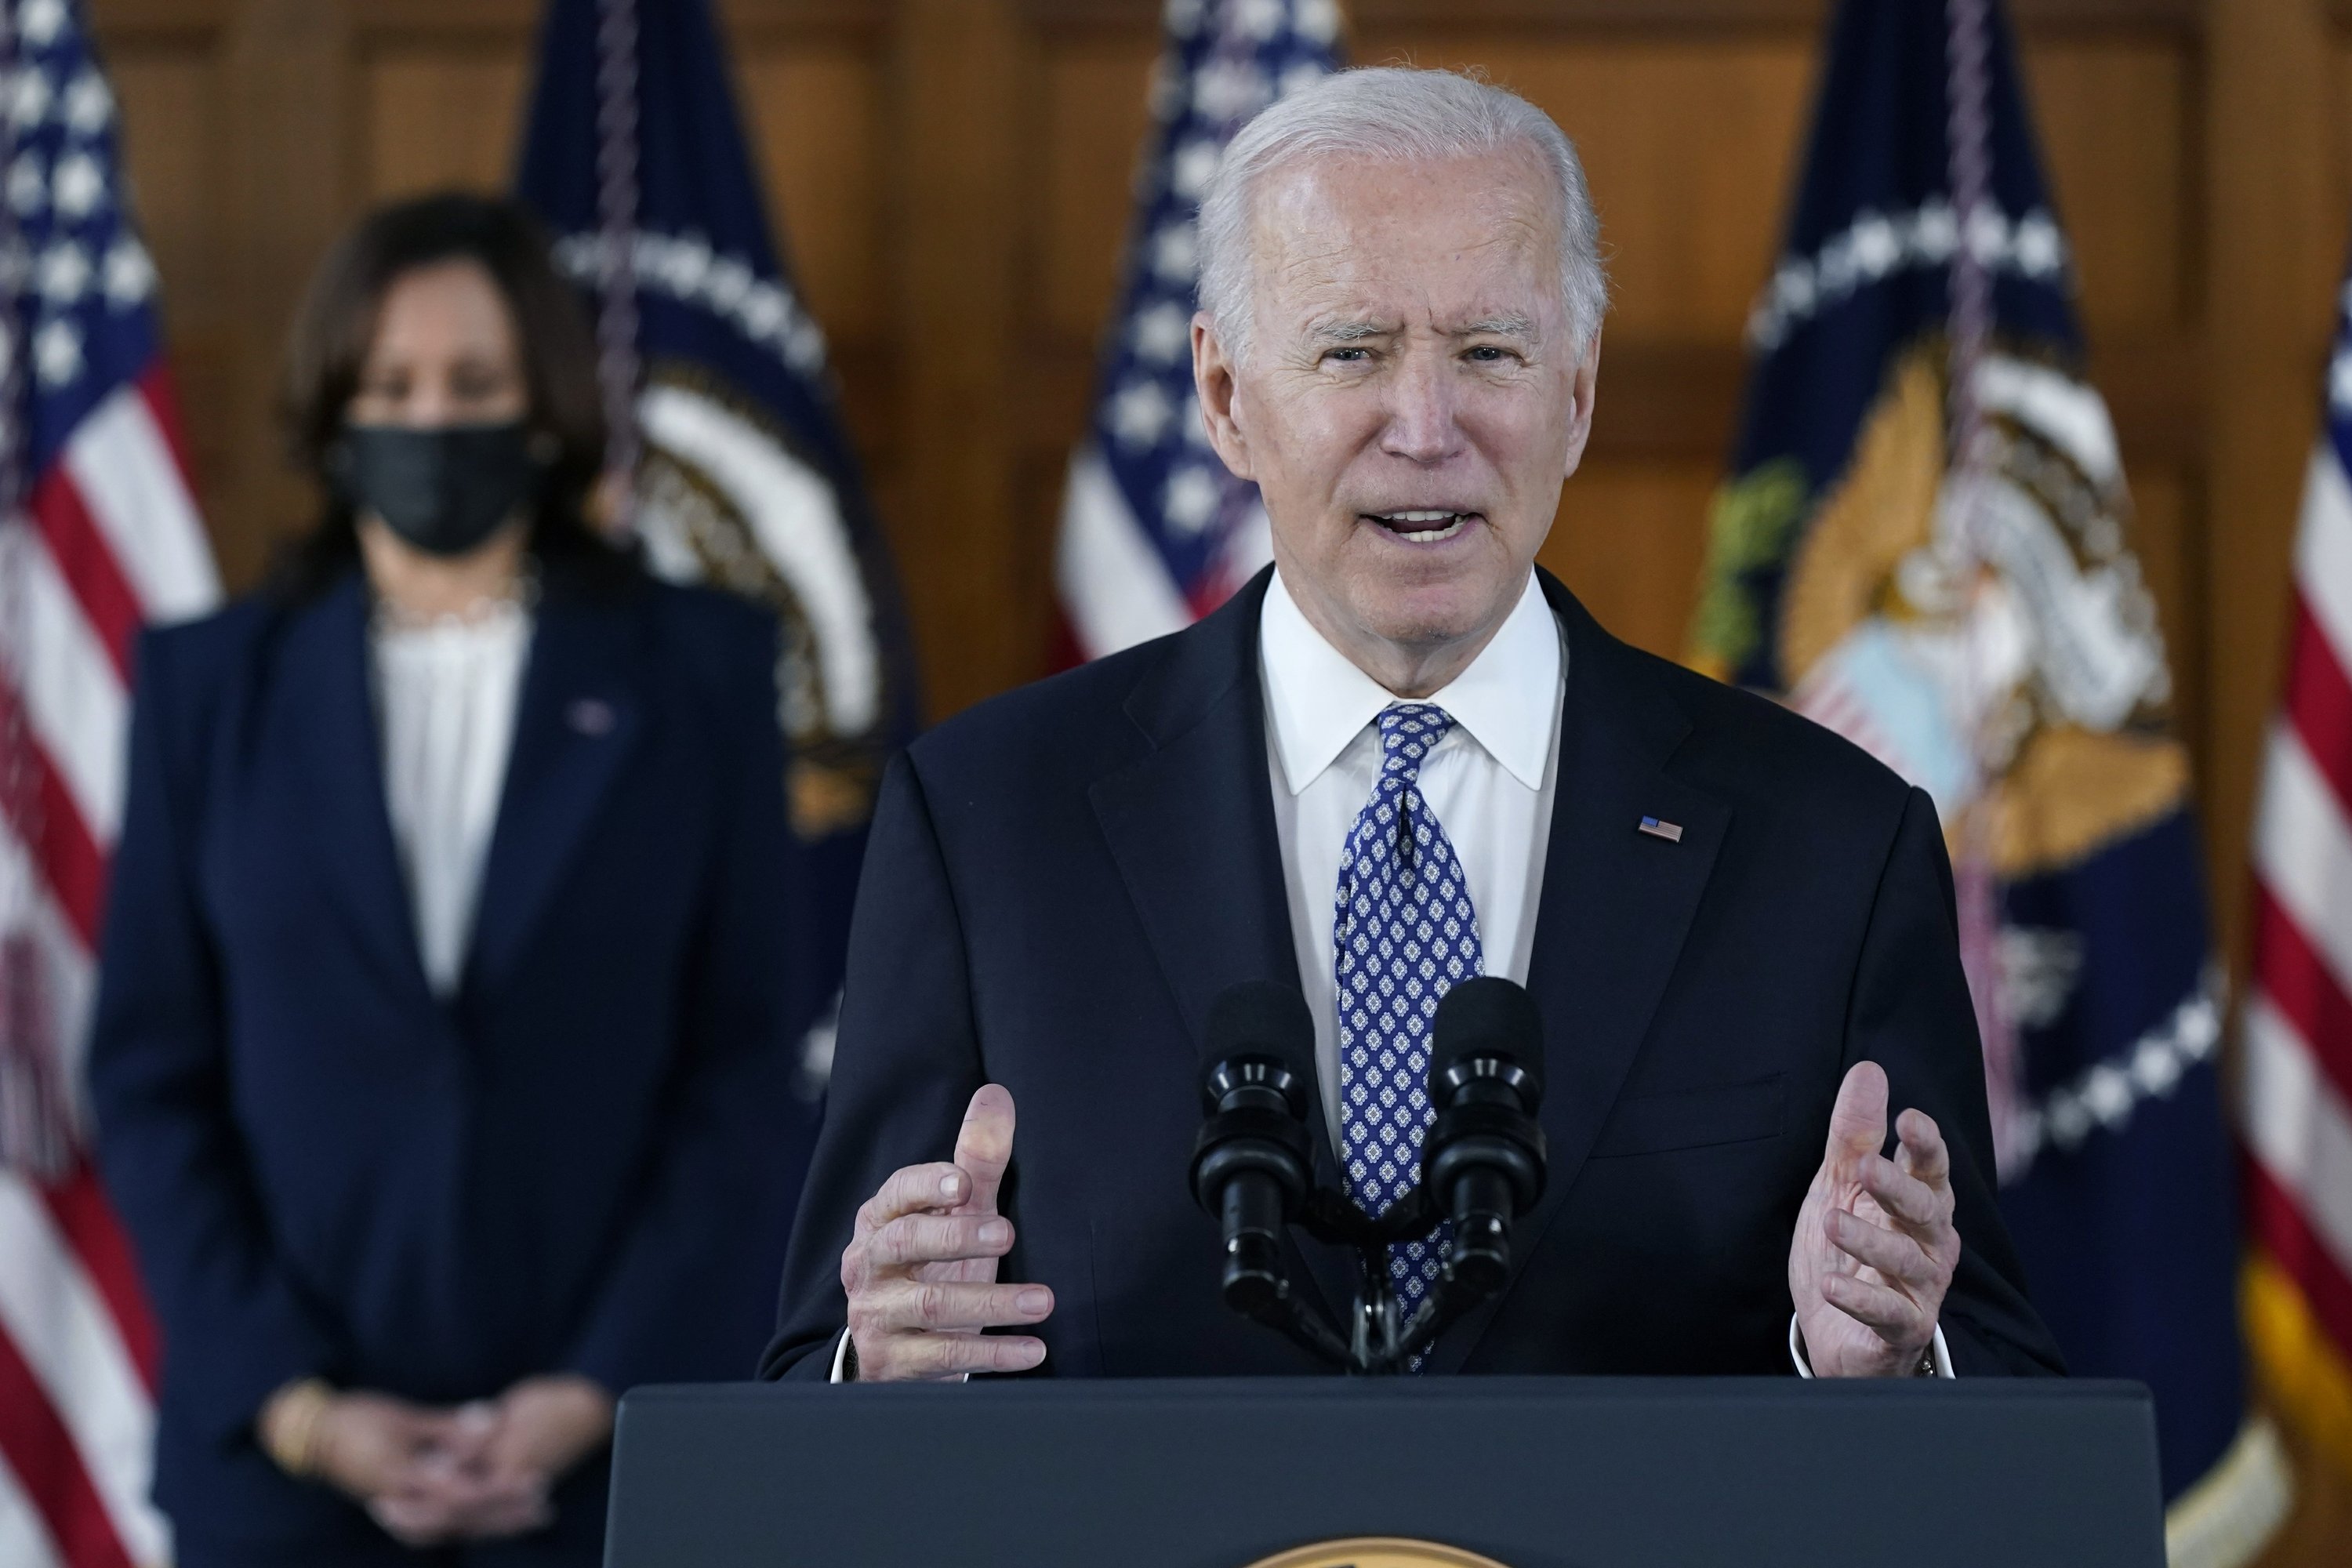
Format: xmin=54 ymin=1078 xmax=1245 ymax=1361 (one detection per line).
xmin=1334 ymin=703 xmax=1483 ymax=1342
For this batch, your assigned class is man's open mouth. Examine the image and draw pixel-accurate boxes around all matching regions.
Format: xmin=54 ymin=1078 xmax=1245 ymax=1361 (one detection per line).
xmin=1364 ymin=509 xmax=1479 ymax=543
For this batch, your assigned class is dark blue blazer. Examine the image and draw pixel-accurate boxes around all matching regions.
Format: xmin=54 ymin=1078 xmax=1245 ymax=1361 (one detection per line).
xmin=764 ymin=568 xmax=2061 ymax=1382
xmin=91 ymin=563 xmax=819 ymax=1560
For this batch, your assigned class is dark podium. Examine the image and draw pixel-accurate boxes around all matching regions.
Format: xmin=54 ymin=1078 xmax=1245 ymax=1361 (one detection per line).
xmin=602 ymin=1376 xmax=2164 ymax=1567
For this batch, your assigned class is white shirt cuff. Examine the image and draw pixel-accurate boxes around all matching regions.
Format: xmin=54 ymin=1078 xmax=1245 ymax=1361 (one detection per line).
xmin=1788 ymin=1314 xmax=1954 ymax=1378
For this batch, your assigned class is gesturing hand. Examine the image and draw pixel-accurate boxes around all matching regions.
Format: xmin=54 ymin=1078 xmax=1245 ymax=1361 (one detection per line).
xmin=840 ymin=1083 xmax=1054 ymax=1381
xmin=1788 ymin=1062 xmax=1960 ymax=1377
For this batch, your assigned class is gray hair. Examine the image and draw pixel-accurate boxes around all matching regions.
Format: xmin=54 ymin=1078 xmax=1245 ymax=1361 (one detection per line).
xmin=1196 ymin=67 xmax=1607 ymax=362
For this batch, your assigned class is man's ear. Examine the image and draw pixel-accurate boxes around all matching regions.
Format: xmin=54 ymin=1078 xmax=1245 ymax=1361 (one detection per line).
xmin=1192 ymin=313 xmax=1256 ymax=482
xmin=1559 ymin=326 xmax=1602 ymax=481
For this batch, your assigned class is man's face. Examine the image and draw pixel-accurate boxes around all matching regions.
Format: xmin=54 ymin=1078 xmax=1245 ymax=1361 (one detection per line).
xmin=1196 ymin=149 xmax=1598 ymax=691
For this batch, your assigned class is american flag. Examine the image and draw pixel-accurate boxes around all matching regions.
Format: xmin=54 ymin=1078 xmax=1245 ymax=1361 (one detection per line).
xmin=1052 ymin=0 xmax=1338 ymax=663
xmin=2240 ymin=259 xmax=2352 ymax=1490
xmin=0 ymin=2 xmax=219 ymax=1565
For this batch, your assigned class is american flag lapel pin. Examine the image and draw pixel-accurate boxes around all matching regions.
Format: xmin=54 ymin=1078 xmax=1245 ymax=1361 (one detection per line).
xmin=1638 ymin=815 xmax=1685 ymax=844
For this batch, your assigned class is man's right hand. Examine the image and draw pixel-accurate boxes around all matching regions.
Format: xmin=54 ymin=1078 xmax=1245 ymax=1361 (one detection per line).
xmin=840 ymin=1083 xmax=1054 ymax=1381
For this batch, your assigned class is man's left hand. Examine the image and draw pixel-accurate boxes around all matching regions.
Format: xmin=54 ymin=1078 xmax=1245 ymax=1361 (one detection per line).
xmin=1788 ymin=1061 xmax=1960 ymax=1377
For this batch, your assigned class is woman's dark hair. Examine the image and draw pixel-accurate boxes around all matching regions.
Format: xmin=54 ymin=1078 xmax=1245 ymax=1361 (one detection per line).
xmin=270 ymin=190 xmax=630 ymax=598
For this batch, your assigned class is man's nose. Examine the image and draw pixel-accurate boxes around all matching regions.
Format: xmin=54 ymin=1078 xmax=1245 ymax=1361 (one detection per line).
xmin=1378 ymin=354 xmax=1464 ymax=464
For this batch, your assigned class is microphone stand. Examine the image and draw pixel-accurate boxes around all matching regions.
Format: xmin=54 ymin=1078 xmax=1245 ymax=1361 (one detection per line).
xmin=1192 ymin=979 xmax=1548 ymax=1375
xmin=1231 ymin=1188 xmax=1498 ymax=1375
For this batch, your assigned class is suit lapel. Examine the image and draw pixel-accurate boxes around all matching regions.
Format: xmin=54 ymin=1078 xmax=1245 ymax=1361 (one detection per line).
xmin=284 ymin=575 xmax=437 ymax=1009
xmin=464 ymin=579 xmax=644 ymax=996
xmin=1428 ymin=576 xmax=1730 ymax=1374
xmin=1087 ymin=572 xmax=1356 ymax=1322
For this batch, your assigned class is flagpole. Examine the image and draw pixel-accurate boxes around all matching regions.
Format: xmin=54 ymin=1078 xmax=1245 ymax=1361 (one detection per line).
xmin=593 ymin=0 xmax=642 ymax=539
xmin=1943 ymin=0 xmax=2023 ymax=1175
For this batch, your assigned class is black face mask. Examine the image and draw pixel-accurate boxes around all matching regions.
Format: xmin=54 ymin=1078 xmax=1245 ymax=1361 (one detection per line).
xmin=333 ymin=422 xmax=543 ymax=559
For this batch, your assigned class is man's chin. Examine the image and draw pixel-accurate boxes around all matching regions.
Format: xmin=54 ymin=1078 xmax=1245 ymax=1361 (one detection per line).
xmin=1350 ymin=593 xmax=1509 ymax=659
xmin=1346 ymin=560 xmax=1526 ymax=641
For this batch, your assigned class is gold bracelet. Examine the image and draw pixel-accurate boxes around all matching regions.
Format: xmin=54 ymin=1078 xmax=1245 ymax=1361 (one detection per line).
xmin=262 ymin=1378 xmax=336 ymax=1478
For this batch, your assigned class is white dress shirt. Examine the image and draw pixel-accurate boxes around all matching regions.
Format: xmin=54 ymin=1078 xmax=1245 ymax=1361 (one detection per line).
xmin=371 ymin=600 xmax=531 ymax=996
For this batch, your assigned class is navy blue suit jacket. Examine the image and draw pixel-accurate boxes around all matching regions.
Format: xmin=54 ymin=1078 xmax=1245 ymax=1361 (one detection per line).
xmin=91 ymin=564 xmax=819 ymax=1559
xmin=764 ymin=569 xmax=2060 ymax=1382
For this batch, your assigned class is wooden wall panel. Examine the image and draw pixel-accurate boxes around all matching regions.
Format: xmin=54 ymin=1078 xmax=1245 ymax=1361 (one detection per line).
xmin=111 ymin=50 xmax=225 ymax=310
xmin=1535 ymin=462 xmax=1716 ymax=657
xmin=738 ymin=52 xmax=887 ymax=342
xmin=363 ymin=49 xmax=526 ymax=198
xmin=2025 ymin=41 xmax=2190 ymax=334
xmin=1035 ymin=40 xmax=1154 ymax=343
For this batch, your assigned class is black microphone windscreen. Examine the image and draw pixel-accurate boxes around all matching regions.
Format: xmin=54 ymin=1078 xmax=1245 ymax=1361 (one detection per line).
xmin=1203 ymin=980 xmax=1316 ymax=1076
xmin=1432 ymin=977 xmax=1545 ymax=1097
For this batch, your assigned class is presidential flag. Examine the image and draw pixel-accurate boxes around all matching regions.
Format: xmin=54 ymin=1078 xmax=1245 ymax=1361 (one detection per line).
xmin=0 ymin=2 xmax=220 ymax=1564
xmin=1690 ymin=3 xmax=2284 ymax=1559
xmin=516 ymin=0 xmax=917 ymax=1102
xmin=2240 ymin=255 xmax=2352 ymax=1496
xmin=1053 ymin=0 xmax=1338 ymax=663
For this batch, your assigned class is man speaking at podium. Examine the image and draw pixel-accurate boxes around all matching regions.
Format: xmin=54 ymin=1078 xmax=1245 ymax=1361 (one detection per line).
xmin=763 ymin=68 xmax=2062 ymax=1385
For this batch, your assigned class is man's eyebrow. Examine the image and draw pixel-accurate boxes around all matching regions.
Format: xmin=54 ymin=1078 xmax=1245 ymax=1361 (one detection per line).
xmin=1457 ymin=313 xmax=1541 ymax=339
xmin=1304 ymin=318 xmax=1392 ymax=345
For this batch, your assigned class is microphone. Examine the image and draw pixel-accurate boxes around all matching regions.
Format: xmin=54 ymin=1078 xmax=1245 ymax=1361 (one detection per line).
xmin=1189 ymin=981 xmax=1316 ymax=1315
xmin=1422 ymin=977 xmax=1548 ymax=1294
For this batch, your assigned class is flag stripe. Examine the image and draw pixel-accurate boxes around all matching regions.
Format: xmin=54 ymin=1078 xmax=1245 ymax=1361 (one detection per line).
xmin=2250 ymin=887 xmax=2352 ymax=1114
xmin=2284 ymin=592 xmax=2352 ymax=820
xmin=2250 ymin=721 xmax=2352 ymax=1005
xmin=2245 ymin=1154 xmax=2352 ymax=1378
xmin=1056 ymin=445 xmax=1194 ymax=661
xmin=2297 ymin=444 xmax=2352 ymax=684
xmin=0 ymin=1454 xmax=66 ymax=1568
xmin=0 ymin=1330 xmax=134 ymax=1568
xmin=35 ymin=1169 xmax=157 ymax=1389
xmin=61 ymin=383 xmax=218 ymax=626
xmin=0 ymin=818 xmax=102 ymax=1125
xmin=0 ymin=677 xmax=109 ymax=951
xmin=27 ymin=475 xmax=140 ymax=680
xmin=0 ymin=1176 xmax=165 ymax=1566
xmin=13 ymin=536 xmax=129 ymax=848
xmin=2241 ymin=993 xmax=2352 ymax=1286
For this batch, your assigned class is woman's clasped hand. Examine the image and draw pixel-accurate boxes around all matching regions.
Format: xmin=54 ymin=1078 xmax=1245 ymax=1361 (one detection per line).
xmin=261 ymin=1375 xmax=614 ymax=1546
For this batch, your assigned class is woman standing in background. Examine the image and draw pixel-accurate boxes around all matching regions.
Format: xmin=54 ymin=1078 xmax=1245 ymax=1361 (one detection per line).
xmin=88 ymin=192 xmax=818 ymax=1564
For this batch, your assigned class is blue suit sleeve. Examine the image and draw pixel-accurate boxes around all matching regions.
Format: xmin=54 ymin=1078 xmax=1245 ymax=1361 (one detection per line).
xmin=1844 ymin=786 xmax=2064 ymax=1377
xmin=760 ymin=750 xmax=985 ymax=1381
xmin=561 ymin=609 xmax=818 ymax=1392
xmin=88 ymin=628 xmax=346 ymax=1442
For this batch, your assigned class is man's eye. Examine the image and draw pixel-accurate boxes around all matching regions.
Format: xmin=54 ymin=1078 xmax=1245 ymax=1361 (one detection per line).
xmin=1467 ymin=345 xmax=1515 ymax=363
xmin=1324 ymin=347 xmax=1370 ymax=364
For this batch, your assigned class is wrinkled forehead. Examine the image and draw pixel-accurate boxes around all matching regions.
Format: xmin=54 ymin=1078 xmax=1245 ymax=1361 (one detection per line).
xmin=1246 ymin=148 xmax=1566 ymax=332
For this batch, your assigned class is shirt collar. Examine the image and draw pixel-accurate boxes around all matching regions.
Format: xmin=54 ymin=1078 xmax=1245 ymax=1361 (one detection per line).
xmin=1259 ymin=567 xmax=1560 ymax=796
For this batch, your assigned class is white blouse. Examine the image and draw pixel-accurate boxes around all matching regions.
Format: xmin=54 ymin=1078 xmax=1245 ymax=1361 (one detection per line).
xmin=371 ymin=600 xmax=532 ymax=996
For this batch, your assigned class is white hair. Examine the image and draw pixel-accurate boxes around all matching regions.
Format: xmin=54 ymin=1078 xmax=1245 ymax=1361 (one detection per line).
xmin=1196 ymin=67 xmax=1608 ymax=362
